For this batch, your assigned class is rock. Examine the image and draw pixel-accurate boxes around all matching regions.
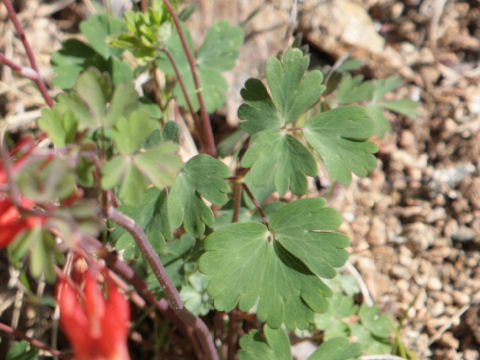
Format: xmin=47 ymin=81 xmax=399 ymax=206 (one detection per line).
xmin=404 ymin=222 xmax=437 ymax=251
xmin=427 ymin=277 xmax=443 ymax=291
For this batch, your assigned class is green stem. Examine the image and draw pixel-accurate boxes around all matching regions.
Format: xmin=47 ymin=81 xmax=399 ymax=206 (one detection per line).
xmin=162 ymin=0 xmax=216 ymax=157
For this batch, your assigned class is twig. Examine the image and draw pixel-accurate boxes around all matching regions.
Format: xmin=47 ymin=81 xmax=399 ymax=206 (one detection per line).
xmin=160 ymin=47 xmax=204 ymax=150
xmin=106 ymin=206 xmax=218 ymax=360
xmin=0 ymin=322 xmax=68 ymax=358
xmin=162 ymin=0 xmax=216 ymax=157
xmin=242 ymin=182 xmax=269 ymax=228
xmin=345 ymin=261 xmax=374 ymax=307
xmin=1 ymin=0 xmax=54 ymax=107
xmin=428 ymin=304 xmax=470 ymax=346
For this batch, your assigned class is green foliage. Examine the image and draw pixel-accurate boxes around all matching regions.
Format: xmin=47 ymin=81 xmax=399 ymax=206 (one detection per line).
xmin=156 ymin=20 xmax=243 ymax=112
xmin=304 ymin=106 xmax=378 ymax=185
xmin=239 ymin=325 xmax=292 ymax=360
xmin=199 ymin=198 xmax=349 ymax=329
xmin=308 ymin=337 xmax=363 ymax=360
xmin=168 ymin=154 xmax=230 ymax=236
xmin=239 ymin=49 xmax=325 ymax=134
xmin=6 ymin=341 xmax=38 ymax=360
xmin=51 ymin=13 xmax=132 ymax=88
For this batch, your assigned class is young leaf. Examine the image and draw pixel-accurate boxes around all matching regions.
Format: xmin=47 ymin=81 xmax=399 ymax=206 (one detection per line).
xmin=241 ymin=130 xmax=317 ymax=195
xmin=80 ymin=13 xmax=126 ymax=58
xmin=239 ymin=49 xmax=325 ymax=134
xmin=336 ymin=73 xmax=374 ymax=104
xmin=6 ymin=340 xmax=38 ymax=360
xmin=365 ymin=104 xmax=391 ymax=138
xmin=238 ymin=325 xmax=293 ymax=360
xmin=156 ymin=20 xmax=243 ymax=113
xmin=38 ymin=104 xmax=77 ymax=146
xmin=199 ymin=198 xmax=349 ymax=329
xmin=111 ymin=188 xmax=171 ymax=258
xmin=372 ymin=75 xmax=402 ymax=101
xmin=101 ymin=142 xmax=182 ymax=205
xmin=304 ymin=106 xmax=378 ymax=184
xmin=358 ymin=304 xmax=394 ymax=338
xmin=308 ymin=337 xmax=363 ymax=360
xmin=168 ymin=154 xmax=230 ymax=236
xmin=113 ymin=110 xmax=158 ymax=155
xmin=381 ymin=99 xmax=419 ymax=117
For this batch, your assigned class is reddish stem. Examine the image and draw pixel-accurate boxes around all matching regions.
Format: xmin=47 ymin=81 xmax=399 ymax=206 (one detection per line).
xmin=1 ymin=0 xmax=54 ymax=107
xmin=0 ymin=322 xmax=68 ymax=358
xmin=106 ymin=207 xmax=218 ymax=360
xmin=162 ymin=0 xmax=216 ymax=157
xmin=242 ymin=183 xmax=269 ymax=228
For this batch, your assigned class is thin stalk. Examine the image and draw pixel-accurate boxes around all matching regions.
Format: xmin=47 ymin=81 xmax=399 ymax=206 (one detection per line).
xmin=162 ymin=0 xmax=216 ymax=157
xmin=242 ymin=183 xmax=269 ymax=228
xmin=106 ymin=207 xmax=218 ymax=360
xmin=231 ymin=180 xmax=243 ymax=223
xmin=160 ymin=47 xmax=204 ymax=149
xmin=1 ymin=0 xmax=54 ymax=107
xmin=0 ymin=322 xmax=68 ymax=358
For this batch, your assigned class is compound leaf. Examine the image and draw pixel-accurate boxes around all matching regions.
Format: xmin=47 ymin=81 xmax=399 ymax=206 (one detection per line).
xmin=241 ymin=130 xmax=316 ymax=195
xmin=80 ymin=13 xmax=126 ymax=58
xmin=308 ymin=337 xmax=363 ymax=360
xmin=304 ymin=106 xmax=378 ymax=184
xmin=157 ymin=20 xmax=243 ymax=113
xmin=101 ymin=142 xmax=181 ymax=205
xmin=38 ymin=104 xmax=77 ymax=146
xmin=168 ymin=154 xmax=230 ymax=236
xmin=337 ymin=73 xmax=373 ymax=104
xmin=238 ymin=325 xmax=292 ymax=360
xmin=239 ymin=49 xmax=325 ymax=134
xmin=365 ymin=104 xmax=390 ymax=138
xmin=113 ymin=110 xmax=157 ymax=155
xmin=372 ymin=75 xmax=402 ymax=101
xmin=270 ymin=198 xmax=350 ymax=279
xmin=200 ymin=198 xmax=349 ymax=329
xmin=358 ymin=304 xmax=394 ymax=338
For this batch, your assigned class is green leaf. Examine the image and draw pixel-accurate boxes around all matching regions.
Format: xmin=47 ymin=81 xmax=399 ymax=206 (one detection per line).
xmin=102 ymin=142 xmax=181 ymax=205
xmin=308 ymin=337 xmax=362 ymax=360
xmin=180 ymin=271 xmax=212 ymax=316
xmin=6 ymin=340 xmax=38 ymax=360
xmin=239 ymin=49 xmax=325 ymax=134
xmin=80 ymin=13 xmax=126 ymax=58
xmin=157 ymin=20 xmax=243 ymax=113
xmin=365 ymin=104 xmax=391 ymax=138
xmin=351 ymin=323 xmax=392 ymax=354
xmin=241 ymin=130 xmax=316 ymax=195
xmin=270 ymin=198 xmax=350 ymax=279
xmin=358 ymin=304 xmax=394 ymax=338
xmin=38 ymin=104 xmax=77 ymax=146
xmin=372 ymin=75 xmax=402 ymax=101
xmin=304 ymin=106 xmax=378 ymax=184
xmin=168 ymin=154 xmax=230 ymax=236
xmin=381 ymin=99 xmax=419 ymax=117
xmin=112 ymin=188 xmax=171 ymax=258
xmin=337 ymin=73 xmax=374 ymax=104
xmin=200 ymin=198 xmax=349 ymax=329
xmin=29 ymin=230 xmax=56 ymax=283
xmin=113 ymin=110 xmax=157 ymax=154
xmin=337 ymin=58 xmax=364 ymax=72
xmin=105 ymin=83 xmax=140 ymax=126
xmin=239 ymin=325 xmax=292 ymax=360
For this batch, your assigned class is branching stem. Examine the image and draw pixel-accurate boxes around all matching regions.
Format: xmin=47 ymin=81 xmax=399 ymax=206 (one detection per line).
xmin=1 ymin=0 xmax=54 ymax=107
xmin=106 ymin=207 xmax=218 ymax=360
xmin=0 ymin=322 xmax=68 ymax=358
xmin=162 ymin=0 xmax=216 ymax=157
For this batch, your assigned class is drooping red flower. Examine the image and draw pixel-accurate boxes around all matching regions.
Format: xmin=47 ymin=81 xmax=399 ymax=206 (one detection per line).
xmin=56 ymin=263 xmax=131 ymax=360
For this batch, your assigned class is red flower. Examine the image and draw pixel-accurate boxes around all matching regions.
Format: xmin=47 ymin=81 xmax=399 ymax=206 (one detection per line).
xmin=56 ymin=264 xmax=131 ymax=360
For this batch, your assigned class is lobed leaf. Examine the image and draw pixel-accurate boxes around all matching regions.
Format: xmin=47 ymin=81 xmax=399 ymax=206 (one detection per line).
xmin=241 ymin=130 xmax=317 ymax=195
xmin=304 ymin=106 xmax=378 ymax=184
xmin=308 ymin=337 xmax=363 ymax=360
xmin=239 ymin=48 xmax=325 ymax=134
xmin=168 ymin=154 xmax=230 ymax=236
xmin=238 ymin=325 xmax=292 ymax=360
xmin=199 ymin=198 xmax=349 ymax=329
